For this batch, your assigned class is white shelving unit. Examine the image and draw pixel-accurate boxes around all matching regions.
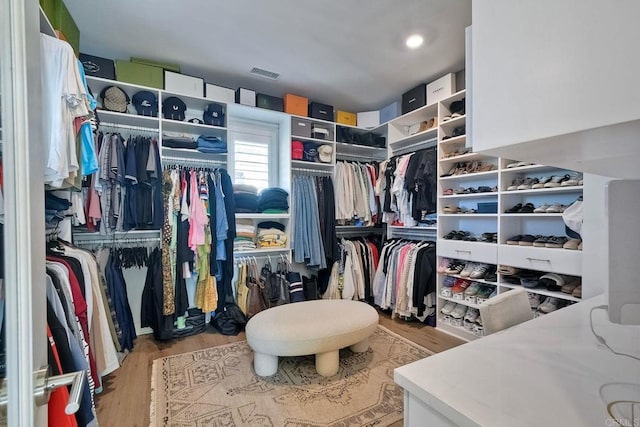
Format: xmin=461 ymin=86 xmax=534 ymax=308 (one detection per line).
xmin=435 ymin=90 xmax=585 ymax=341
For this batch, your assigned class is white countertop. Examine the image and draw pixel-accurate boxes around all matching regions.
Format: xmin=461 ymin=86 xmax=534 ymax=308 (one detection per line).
xmin=394 ymin=295 xmax=640 ymax=426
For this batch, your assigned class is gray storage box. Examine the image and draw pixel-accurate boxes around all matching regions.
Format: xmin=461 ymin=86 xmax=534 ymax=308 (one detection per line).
xmin=291 ymin=117 xmax=312 ymax=138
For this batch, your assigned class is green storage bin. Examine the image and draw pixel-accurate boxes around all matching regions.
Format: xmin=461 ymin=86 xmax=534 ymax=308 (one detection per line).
xmin=40 ymin=0 xmax=80 ymax=54
xmin=130 ymin=57 xmax=181 ymax=73
xmin=115 ymin=60 xmax=164 ymax=89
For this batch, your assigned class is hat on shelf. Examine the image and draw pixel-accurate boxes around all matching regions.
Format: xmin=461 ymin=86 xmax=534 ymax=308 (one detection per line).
xmin=291 ymin=140 xmax=304 ymax=160
xmin=449 ymin=98 xmax=466 ymax=117
xmin=163 ymin=96 xmax=187 ymax=121
xmin=186 ymin=118 xmax=204 ymax=124
xmin=132 ymin=90 xmax=158 ymax=117
xmin=318 ymin=145 xmax=333 ymax=163
xmin=100 ymin=86 xmax=130 ymax=113
xmin=203 ymin=103 xmax=225 ymax=127
xmin=303 ymin=141 xmax=319 ymax=162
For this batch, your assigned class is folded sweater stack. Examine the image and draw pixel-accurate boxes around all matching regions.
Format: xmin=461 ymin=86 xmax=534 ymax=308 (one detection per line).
xmin=234 ymin=184 xmax=259 ymax=213
xmin=257 ymin=187 xmax=289 ymax=213
xmin=256 ymin=221 xmax=287 ymax=248
xmin=234 ymin=219 xmax=257 ymax=251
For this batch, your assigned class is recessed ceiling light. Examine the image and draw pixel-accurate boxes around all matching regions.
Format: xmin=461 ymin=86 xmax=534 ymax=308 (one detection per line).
xmin=406 ymin=34 xmax=424 ymax=49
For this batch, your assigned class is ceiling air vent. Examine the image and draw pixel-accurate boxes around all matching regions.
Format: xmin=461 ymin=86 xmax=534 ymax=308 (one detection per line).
xmin=249 ymin=67 xmax=280 ymax=80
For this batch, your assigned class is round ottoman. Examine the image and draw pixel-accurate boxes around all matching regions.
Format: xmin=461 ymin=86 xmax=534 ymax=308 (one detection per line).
xmin=245 ymin=299 xmax=379 ymax=377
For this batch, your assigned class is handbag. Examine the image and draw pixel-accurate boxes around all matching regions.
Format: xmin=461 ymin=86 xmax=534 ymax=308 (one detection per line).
xmin=303 ymin=275 xmax=319 ymax=300
xmin=273 ymin=261 xmax=290 ymax=306
xmin=260 ymin=261 xmax=281 ymax=308
xmin=246 ymin=263 xmax=267 ymax=318
xmin=210 ymin=303 xmax=247 ymax=336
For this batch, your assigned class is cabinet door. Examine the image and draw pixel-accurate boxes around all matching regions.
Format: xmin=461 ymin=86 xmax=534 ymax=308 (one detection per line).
xmin=471 ymin=0 xmax=640 ymax=177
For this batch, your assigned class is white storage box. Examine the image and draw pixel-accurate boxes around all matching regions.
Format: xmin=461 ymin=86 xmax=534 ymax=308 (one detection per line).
xmin=205 ymin=83 xmax=235 ymax=104
xmin=164 ymin=71 xmax=204 ymax=98
xmin=357 ymin=110 xmax=380 ymax=128
xmin=235 ymin=87 xmax=256 ymax=106
xmin=427 ymin=73 xmax=456 ymax=105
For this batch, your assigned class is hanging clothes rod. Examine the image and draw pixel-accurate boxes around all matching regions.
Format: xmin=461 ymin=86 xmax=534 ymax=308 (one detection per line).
xmin=99 ymin=122 xmax=160 ymax=133
xmin=73 ymin=236 xmax=161 ymax=246
xmin=291 ymin=167 xmax=333 ymax=175
xmin=162 ymin=156 xmax=227 ymax=166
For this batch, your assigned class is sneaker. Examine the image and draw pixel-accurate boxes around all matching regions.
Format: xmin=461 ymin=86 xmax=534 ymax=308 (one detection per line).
xmin=450 ymin=304 xmax=468 ymax=319
xmin=469 ymin=263 xmax=489 ymax=279
xmin=527 ymin=292 xmax=542 ymax=309
xmin=483 ymin=266 xmax=497 ymax=282
xmin=561 ymin=173 xmax=582 ymax=187
xmin=538 ymin=297 xmax=564 ymax=314
xmin=464 ymin=283 xmax=482 ymax=303
xmin=533 ymin=203 xmax=551 ymax=213
xmin=517 ymin=177 xmax=539 ymax=190
xmin=488 ymin=288 xmax=498 ymax=298
xmin=464 ymin=307 xmax=480 ymax=323
xmin=452 ymin=279 xmax=471 ymax=296
xmin=533 ymin=236 xmax=550 ymax=247
xmin=459 ymin=262 xmax=476 ymax=277
xmin=545 ymin=236 xmax=568 ymax=248
xmin=572 ymin=285 xmax=582 ymax=298
xmin=506 ymin=177 xmax=524 ymax=191
xmin=545 ymin=203 xmax=566 ymax=213
xmin=518 ymin=234 xmax=537 ymax=246
xmin=563 ymin=238 xmax=581 ymax=250
xmin=440 ymin=301 xmax=456 ymax=315
xmin=438 ymin=257 xmax=451 ymax=273
xmin=544 ymin=174 xmax=570 ymax=188
xmin=497 ymin=265 xmax=520 ymax=276
xmin=561 ymin=280 xmax=580 ymax=294
xmin=445 ymin=260 xmax=465 ymax=275
xmin=506 ymin=234 xmax=524 ymax=245
xmin=532 ymin=176 xmax=552 ymax=189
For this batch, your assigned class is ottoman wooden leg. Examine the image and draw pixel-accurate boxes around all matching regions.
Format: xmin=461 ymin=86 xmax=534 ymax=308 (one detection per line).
xmin=316 ymin=350 xmax=339 ymax=377
xmin=253 ymin=352 xmax=278 ymax=376
xmin=350 ymin=338 xmax=370 ymax=353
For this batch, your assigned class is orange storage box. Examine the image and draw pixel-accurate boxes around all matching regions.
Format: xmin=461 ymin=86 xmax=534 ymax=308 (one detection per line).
xmin=284 ymin=93 xmax=308 ymax=117
xmin=336 ymin=110 xmax=357 ymax=126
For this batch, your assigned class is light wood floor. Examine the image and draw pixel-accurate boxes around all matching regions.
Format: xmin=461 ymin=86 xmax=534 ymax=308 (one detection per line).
xmin=95 ymin=310 xmax=464 ymax=426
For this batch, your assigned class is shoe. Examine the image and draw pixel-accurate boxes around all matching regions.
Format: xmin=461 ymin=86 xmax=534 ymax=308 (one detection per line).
xmin=506 ymin=177 xmax=525 ymax=191
xmin=442 ymin=205 xmax=459 ymax=214
xmin=488 ymin=288 xmax=498 ymax=298
xmin=561 ymin=279 xmax=580 ymax=294
xmin=438 ymin=258 xmax=451 ymax=273
xmin=506 ymin=234 xmax=524 ymax=245
xmin=518 ymin=234 xmax=537 ymax=246
xmin=483 ymin=267 xmax=497 ymax=282
xmin=452 ymin=279 xmax=471 ymax=296
xmin=443 ymin=188 xmax=454 ymax=196
xmin=545 ymin=203 xmax=566 ymax=213
xmin=464 ymin=307 xmax=480 ymax=323
xmin=578 ymin=241 xmax=583 ymax=250
xmin=545 ymin=236 xmax=568 ymax=248
xmin=528 ymin=293 xmax=542 ymax=309
xmin=561 ymin=173 xmax=582 ymax=187
xmin=506 ymin=161 xmax=520 ymax=168
xmin=533 ymin=236 xmax=550 ymax=247
xmin=505 ymin=203 xmax=523 ymax=213
xmin=470 ymin=263 xmax=490 ymax=279
xmin=445 ymin=260 xmax=465 ymax=275
xmin=533 ymin=203 xmax=552 ymax=213
xmin=464 ymin=282 xmax=482 ymax=297
xmin=532 ymin=176 xmax=552 ymax=189
xmin=497 ymin=265 xmax=520 ymax=276
xmin=517 ymin=177 xmax=539 ymax=190
xmin=520 ymin=275 xmax=540 ymax=288
xmin=563 ymin=238 xmax=581 ymax=250
xmin=450 ymin=304 xmax=468 ymax=319
xmin=572 ymin=285 xmax=582 ymax=298
xmin=519 ymin=203 xmax=536 ymax=213
xmin=544 ymin=174 xmax=570 ymax=188
xmin=475 ymin=286 xmax=494 ymax=304
xmin=441 ymin=301 xmax=456 ymax=315
xmin=538 ymin=297 xmax=564 ymax=314
xmin=441 ymin=278 xmax=456 ymax=297
xmin=459 ymin=262 xmax=476 ymax=277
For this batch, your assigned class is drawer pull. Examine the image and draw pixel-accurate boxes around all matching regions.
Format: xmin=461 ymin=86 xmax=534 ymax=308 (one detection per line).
xmin=526 ymin=257 xmax=551 ymax=263
xmin=455 ymin=250 xmax=472 ymax=254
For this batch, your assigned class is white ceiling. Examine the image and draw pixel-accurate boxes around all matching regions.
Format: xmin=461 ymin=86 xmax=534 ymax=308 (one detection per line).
xmin=65 ymin=0 xmax=471 ymax=112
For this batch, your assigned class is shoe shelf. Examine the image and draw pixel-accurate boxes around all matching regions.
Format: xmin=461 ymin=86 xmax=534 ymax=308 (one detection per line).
xmin=439 ymin=114 xmax=466 ymax=132
xmin=294 ymin=135 xmax=336 ymax=145
xmin=437 ymin=317 xmax=480 ymax=341
xmin=441 ymin=192 xmax=498 ymax=199
xmin=501 ymin=213 xmax=564 ymax=217
xmin=500 ymin=164 xmax=570 ymax=175
xmin=440 ymin=152 xmax=493 ymax=163
xmin=438 ymin=272 xmax=498 ymax=287
xmin=502 ymin=185 xmax=583 ymax=195
xmin=97 ymin=110 xmax=161 ymax=129
xmin=440 ymin=169 xmax=499 ymax=182
xmin=439 ymin=294 xmax=480 ymax=310
xmin=499 ymin=282 xmax=581 ymax=303
xmin=439 ymin=134 xmax=467 ymax=147
xmin=497 ymin=244 xmax=582 ymax=276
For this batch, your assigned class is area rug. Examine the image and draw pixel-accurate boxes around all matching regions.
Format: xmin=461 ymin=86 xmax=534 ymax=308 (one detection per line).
xmin=150 ymin=325 xmax=432 ymax=426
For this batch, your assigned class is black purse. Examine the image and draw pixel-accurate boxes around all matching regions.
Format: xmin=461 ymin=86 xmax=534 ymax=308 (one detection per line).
xmin=210 ymin=303 xmax=248 ymax=335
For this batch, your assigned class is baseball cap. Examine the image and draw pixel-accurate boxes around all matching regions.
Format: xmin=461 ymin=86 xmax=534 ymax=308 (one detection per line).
xmin=538 ymin=273 xmax=565 ymax=292
xmin=291 ymin=140 xmax=303 ymax=160
xmin=132 ymin=91 xmax=158 ymax=117
xmin=163 ymin=96 xmax=187 ymax=121
xmin=100 ymin=86 xmax=129 ymax=113
xmin=303 ymin=141 xmax=319 ymax=162
xmin=203 ymin=103 xmax=225 ymax=127
xmin=318 ymin=145 xmax=333 ymax=163
xmin=186 ymin=118 xmax=204 ymax=124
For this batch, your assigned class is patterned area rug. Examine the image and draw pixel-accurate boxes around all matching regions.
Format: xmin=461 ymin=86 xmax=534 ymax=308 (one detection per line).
xmin=150 ymin=325 xmax=432 ymax=426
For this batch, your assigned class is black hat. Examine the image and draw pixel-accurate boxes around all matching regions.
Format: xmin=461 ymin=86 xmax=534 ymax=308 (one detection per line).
xmin=203 ymin=103 xmax=225 ymax=127
xmin=449 ymin=98 xmax=466 ymax=116
xmin=132 ymin=91 xmax=158 ymax=117
xmin=99 ymin=86 xmax=130 ymax=113
xmin=186 ymin=118 xmax=204 ymax=124
xmin=303 ymin=141 xmax=319 ymax=162
xmin=163 ymin=96 xmax=187 ymax=121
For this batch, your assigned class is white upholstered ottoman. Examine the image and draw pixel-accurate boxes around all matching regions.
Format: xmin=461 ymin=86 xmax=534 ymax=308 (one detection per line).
xmin=245 ymin=299 xmax=379 ymax=377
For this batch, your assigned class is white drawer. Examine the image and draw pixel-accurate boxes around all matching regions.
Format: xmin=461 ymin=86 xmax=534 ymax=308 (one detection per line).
xmin=438 ymin=240 xmax=498 ymax=264
xmin=497 ymin=245 xmax=583 ymax=276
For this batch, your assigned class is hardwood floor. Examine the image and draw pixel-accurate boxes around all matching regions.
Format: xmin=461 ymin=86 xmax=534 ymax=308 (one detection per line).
xmin=95 ymin=310 xmax=464 ymax=426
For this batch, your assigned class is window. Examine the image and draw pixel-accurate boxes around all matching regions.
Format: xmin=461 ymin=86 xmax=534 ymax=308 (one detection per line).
xmin=229 ymin=122 xmax=278 ymax=192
